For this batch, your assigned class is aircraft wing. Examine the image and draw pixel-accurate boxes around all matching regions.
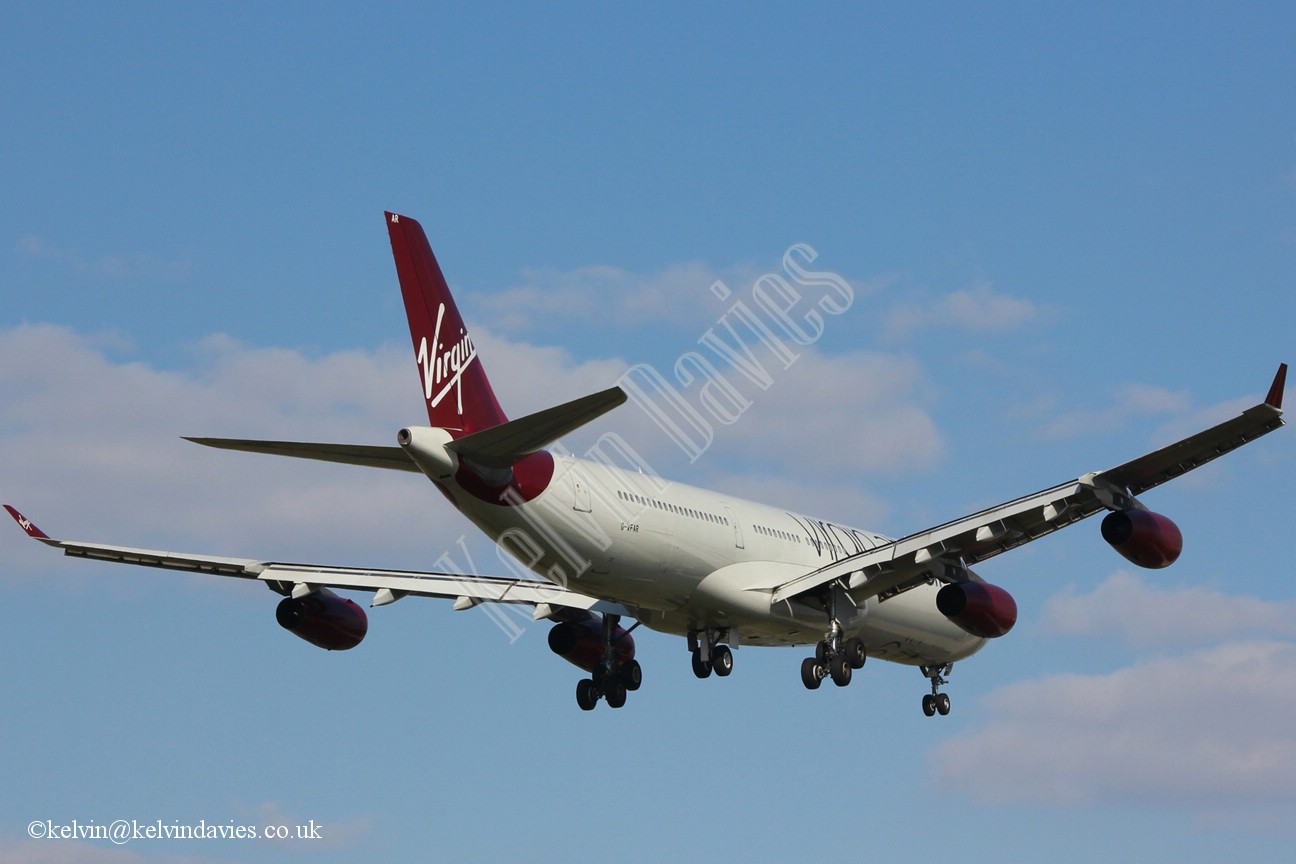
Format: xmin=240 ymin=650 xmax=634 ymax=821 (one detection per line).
xmin=771 ymin=364 xmax=1286 ymax=608
xmin=3 ymin=506 xmax=629 ymax=618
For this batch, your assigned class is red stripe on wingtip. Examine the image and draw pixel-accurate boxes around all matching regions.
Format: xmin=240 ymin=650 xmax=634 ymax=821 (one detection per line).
xmin=1265 ymin=363 xmax=1287 ymax=410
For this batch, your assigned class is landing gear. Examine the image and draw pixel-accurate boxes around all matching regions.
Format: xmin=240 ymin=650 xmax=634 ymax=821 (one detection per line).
xmin=573 ymin=614 xmax=642 ymax=711
xmin=689 ymin=628 xmax=735 ymax=680
xmin=801 ymin=638 xmax=864 ymax=690
xmin=920 ymin=664 xmax=953 ymax=717
xmin=800 ymin=588 xmax=867 ymax=691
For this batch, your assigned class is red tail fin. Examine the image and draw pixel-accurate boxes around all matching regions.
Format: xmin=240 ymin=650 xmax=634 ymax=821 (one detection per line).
xmin=386 ymin=212 xmax=507 ymax=434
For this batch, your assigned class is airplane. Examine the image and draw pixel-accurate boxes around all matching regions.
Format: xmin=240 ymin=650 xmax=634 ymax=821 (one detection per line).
xmin=5 ymin=212 xmax=1287 ymax=715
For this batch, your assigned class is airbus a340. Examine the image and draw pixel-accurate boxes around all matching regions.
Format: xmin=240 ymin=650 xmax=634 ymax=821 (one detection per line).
xmin=7 ymin=213 xmax=1286 ymax=714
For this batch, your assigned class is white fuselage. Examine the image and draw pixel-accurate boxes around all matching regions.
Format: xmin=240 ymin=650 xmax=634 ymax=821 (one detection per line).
xmin=405 ymin=427 xmax=986 ymax=668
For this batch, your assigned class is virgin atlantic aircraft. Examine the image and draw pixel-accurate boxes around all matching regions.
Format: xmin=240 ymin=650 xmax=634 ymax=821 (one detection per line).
xmin=7 ymin=213 xmax=1286 ymax=714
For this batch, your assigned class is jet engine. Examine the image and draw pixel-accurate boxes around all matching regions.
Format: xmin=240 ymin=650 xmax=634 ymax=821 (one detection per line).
xmin=547 ymin=619 xmax=635 ymax=673
xmin=275 ymin=588 xmax=368 ymax=650
xmin=1100 ymin=509 xmax=1182 ymax=569
xmin=936 ymin=581 xmax=1018 ymax=638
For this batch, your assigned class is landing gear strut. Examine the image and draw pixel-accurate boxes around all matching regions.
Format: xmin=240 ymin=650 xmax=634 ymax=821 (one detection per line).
xmin=920 ymin=664 xmax=952 ymax=716
xmin=801 ymin=588 xmax=866 ymax=690
xmin=688 ymin=628 xmax=734 ymax=679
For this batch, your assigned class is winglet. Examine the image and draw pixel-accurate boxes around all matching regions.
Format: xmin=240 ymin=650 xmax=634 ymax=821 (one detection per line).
xmin=4 ymin=505 xmax=51 ymax=540
xmin=1265 ymin=363 xmax=1287 ymax=410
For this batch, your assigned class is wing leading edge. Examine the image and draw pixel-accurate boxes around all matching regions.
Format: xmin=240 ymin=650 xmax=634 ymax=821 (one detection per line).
xmin=771 ymin=364 xmax=1286 ymax=608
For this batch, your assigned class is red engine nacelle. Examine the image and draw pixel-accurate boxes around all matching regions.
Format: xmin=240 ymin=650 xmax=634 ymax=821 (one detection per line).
xmin=1101 ymin=509 xmax=1182 ymax=569
xmin=547 ymin=619 xmax=635 ymax=673
xmin=936 ymin=581 xmax=1018 ymax=638
xmin=275 ymin=588 xmax=368 ymax=650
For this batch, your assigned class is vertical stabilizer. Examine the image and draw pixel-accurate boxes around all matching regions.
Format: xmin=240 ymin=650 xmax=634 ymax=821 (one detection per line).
xmin=386 ymin=212 xmax=507 ymax=434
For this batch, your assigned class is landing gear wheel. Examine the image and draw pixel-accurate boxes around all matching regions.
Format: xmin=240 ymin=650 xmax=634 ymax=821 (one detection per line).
xmin=605 ymin=679 xmax=627 ymax=709
xmin=691 ymin=649 xmax=712 ymax=679
xmin=830 ymin=655 xmax=853 ymax=687
xmin=576 ymin=678 xmax=598 ymax=711
xmin=935 ymin=693 xmax=951 ymax=716
xmin=801 ymin=657 xmax=823 ymax=690
xmin=922 ymin=694 xmax=936 ymax=717
xmin=843 ymin=637 xmax=867 ymax=670
xmin=621 ymin=659 xmax=643 ymax=691
xmin=814 ymin=641 xmax=829 ymax=664
xmin=711 ymin=644 xmax=734 ymax=677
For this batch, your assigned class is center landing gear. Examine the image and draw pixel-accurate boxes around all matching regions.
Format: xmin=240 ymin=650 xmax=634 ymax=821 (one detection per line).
xmin=920 ymin=664 xmax=952 ymax=716
xmin=688 ymin=628 xmax=734 ymax=679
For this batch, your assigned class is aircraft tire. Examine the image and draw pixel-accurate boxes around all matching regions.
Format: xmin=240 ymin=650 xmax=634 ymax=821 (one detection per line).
xmin=577 ymin=679 xmax=598 ymax=711
xmin=844 ymin=637 xmax=867 ymax=669
xmin=621 ymin=659 xmax=642 ymax=691
xmin=801 ymin=657 xmax=822 ymax=690
xmin=712 ymin=645 xmax=733 ymax=677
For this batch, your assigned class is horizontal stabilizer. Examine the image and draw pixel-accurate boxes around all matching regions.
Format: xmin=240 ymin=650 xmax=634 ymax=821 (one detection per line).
xmin=447 ymin=386 xmax=627 ymax=469
xmin=184 ymin=439 xmax=419 ymax=472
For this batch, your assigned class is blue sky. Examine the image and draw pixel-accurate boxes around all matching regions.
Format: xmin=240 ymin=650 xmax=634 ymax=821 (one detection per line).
xmin=2 ymin=3 xmax=1294 ymax=862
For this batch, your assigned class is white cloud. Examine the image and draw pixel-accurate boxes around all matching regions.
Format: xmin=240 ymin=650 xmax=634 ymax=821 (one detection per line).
xmin=16 ymin=234 xmax=192 ymax=283
xmin=929 ymin=640 xmax=1296 ymax=808
xmin=1042 ymin=571 xmax=1296 ymax=648
xmin=471 ymin=261 xmax=725 ymax=333
xmin=606 ymin=348 xmax=942 ymax=481
xmin=0 ymin=315 xmax=940 ymax=591
xmin=883 ymin=281 xmax=1038 ymax=341
xmin=0 ymin=836 xmax=146 ymax=864
xmin=1041 ymin=382 xmax=1192 ymax=439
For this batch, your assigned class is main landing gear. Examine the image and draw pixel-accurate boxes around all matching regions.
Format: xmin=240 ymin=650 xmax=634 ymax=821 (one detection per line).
xmin=920 ymin=664 xmax=953 ymax=717
xmin=574 ymin=614 xmax=642 ymax=711
xmin=688 ymin=628 xmax=734 ymax=679
xmin=800 ymin=632 xmax=867 ymax=690
xmin=575 ymin=660 xmax=641 ymax=711
xmin=800 ymin=589 xmax=867 ymax=690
